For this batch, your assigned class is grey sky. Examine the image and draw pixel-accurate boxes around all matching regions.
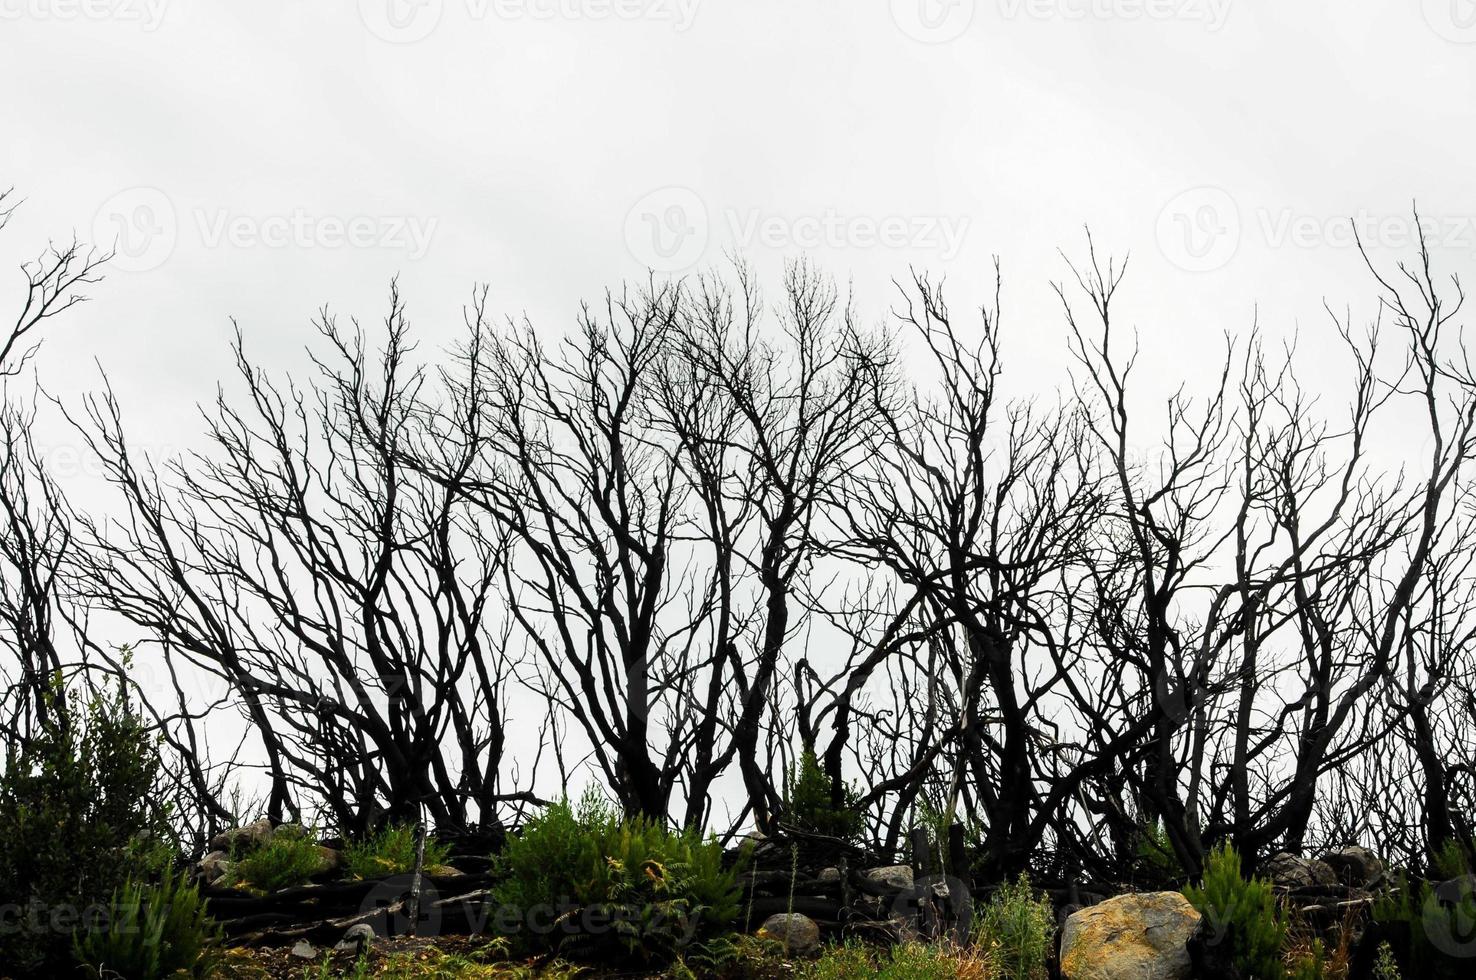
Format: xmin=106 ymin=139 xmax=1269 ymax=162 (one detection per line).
xmin=2 ymin=0 xmax=1474 ymax=505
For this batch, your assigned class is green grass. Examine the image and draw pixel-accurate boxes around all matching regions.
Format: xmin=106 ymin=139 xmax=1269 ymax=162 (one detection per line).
xmin=225 ymin=830 xmax=327 ymax=894
xmin=344 ymin=823 xmax=453 ymax=879
xmin=974 ymin=873 xmax=1054 ymax=980
xmin=799 ymin=939 xmax=991 ymax=980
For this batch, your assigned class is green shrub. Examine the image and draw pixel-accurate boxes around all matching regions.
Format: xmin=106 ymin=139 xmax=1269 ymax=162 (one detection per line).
xmin=801 ymin=939 xmax=991 ymax=980
xmin=974 ymin=873 xmax=1054 ymax=980
xmin=224 ymin=830 xmax=326 ymax=893
xmin=1286 ymin=939 xmax=1327 ymax=980
xmin=343 ymin=822 xmax=452 ymax=879
xmin=1371 ymin=871 xmax=1476 ymax=979
xmin=1372 ymin=941 xmax=1403 ymax=980
xmin=72 ymin=865 xmax=222 ymax=979
xmin=1431 ymin=838 xmax=1474 ymax=879
xmin=1134 ymin=819 xmax=1181 ymax=881
xmin=490 ymin=789 xmax=742 ymax=962
xmin=1182 ymin=844 xmax=1286 ymax=980
xmin=0 ymin=679 xmax=172 ymax=975
xmin=783 ymin=749 xmax=864 ymax=843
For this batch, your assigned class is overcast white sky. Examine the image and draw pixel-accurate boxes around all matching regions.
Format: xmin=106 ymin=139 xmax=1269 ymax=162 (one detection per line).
xmin=2 ymin=0 xmax=1474 ymax=497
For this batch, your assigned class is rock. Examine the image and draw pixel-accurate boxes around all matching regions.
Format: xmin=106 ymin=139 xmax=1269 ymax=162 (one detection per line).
xmin=271 ymin=822 xmax=311 ymax=842
xmin=1318 ymin=846 xmax=1383 ymax=887
xmin=1262 ymin=852 xmax=1339 ymax=889
xmin=1060 ymin=891 xmax=1201 ymax=980
xmin=316 ymin=846 xmax=343 ymax=872
xmin=197 ymin=850 xmax=231 ymax=884
xmin=335 ymin=922 xmax=376 ymax=954
xmin=757 ymin=912 xmax=821 ymax=954
xmin=816 ymin=866 xmax=842 ymax=884
xmin=289 ymin=940 xmax=318 ymax=960
xmin=208 ymin=817 xmax=273 ymax=854
xmin=864 ymin=865 xmax=915 ymax=891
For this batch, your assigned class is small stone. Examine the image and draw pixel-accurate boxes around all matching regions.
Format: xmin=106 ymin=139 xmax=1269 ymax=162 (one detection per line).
xmin=816 ymin=867 xmax=842 ymax=884
xmin=757 ymin=912 xmax=820 ymax=954
xmin=289 ymin=940 xmax=318 ymax=960
xmin=864 ymin=865 xmax=915 ymax=891
xmin=197 ymin=850 xmax=231 ymax=884
xmin=271 ymin=822 xmax=311 ymax=842
xmin=209 ymin=817 xmax=274 ymax=854
xmin=335 ymin=922 xmax=376 ymax=954
xmin=317 ymin=846 xmax=343 ymax=872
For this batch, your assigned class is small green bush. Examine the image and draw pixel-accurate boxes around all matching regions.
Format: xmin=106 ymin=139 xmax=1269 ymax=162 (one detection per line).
xmin=801 ymin=939 xmax=991 ymax=980
xmin=783 ymin=749 xmax=864 ymax=843
xmin=343 ymin=822 xmax=452 ymax=879
xmin=1372 ymin=941 xmax=1403 ymax=980
xmin=224 ymin=830 xmax=326 ymax=894
xmin=72 ymin=865 xmax=222 ymax=979
xmin=1371 ymin=871 xmax=1476 ymax=979
xmin=1286 ymin=939 xmax=1327 ymax=980
xmin=491 ymin=789 xmax=742 ymax=962
xmin=1182 ymin=844 xmax=1286 ymax=980
xmin=975 ymin=873 xmax=1054 ymax=980
xmin=0 ymin=679 xmax=173 ymax=975
xmin=1134 ymin=819 xmax=1181 ymax=881
xmin=1431 ymin=837 xmax=1474 ymax=879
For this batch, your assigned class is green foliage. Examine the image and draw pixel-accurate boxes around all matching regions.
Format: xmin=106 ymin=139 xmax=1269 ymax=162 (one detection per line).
xmin=1286 ymin=939 xmax=1326 ymax=980
xmin=1372 ymin=941 xmax=1403 ymax=980
xmin=1431 ymin=838 xmax=1474 ymax=879
xmin=490 ymin=789 xmax=743 ymax=962
xmin=1182 ymin=844 xmax=1287 ymax=980
xmin=783 ymin=749 xmax=863 ymax=843
xmin=1371 ymin=872 xmax=1476 ymax=979
xmin=1134 ymin=819 xmax=1181 ymax=881
xmin=800 ymin=939 xmax=991 ymax=980
xmin=224 ymin=829 xmax=326 ymax=894
xmin=343 ymin=822 xmax=452 ymax=879
xmin=72 ymin=865 xmax=222 ymax=979
xmin=0 ymin=678 xmax=172 ymax=975
xmin=974 ymin=873 xmax=1055 ymax=980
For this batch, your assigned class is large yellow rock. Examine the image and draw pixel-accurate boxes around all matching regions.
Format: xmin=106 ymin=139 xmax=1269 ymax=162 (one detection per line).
xmin=1059 ymin=891 xmax=1201 ymax=980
